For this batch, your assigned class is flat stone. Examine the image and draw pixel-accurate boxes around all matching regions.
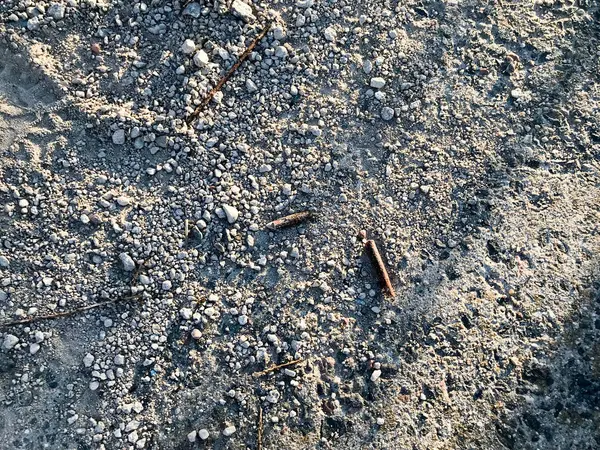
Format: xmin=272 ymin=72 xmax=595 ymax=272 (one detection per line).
xmin=381 ymin=107 xmax=394 ymax=121
xmin=3 ymin=334 xmax=19 ymax=350
xmin=223 ymin=425 xmax=236 ymax=436
xmin=231 ymin=0 xmax=255 ymax=22
xmin=371 ymin=369 xmax=382 ymax=381
xmin=112 ymin=129 xmax=126 ymax=145
xmin=198 ymin=429 xmax=209 ymax=440
xmin=183 ymin=2 xmax=201 ymax=17
xmin=370 ymin=77 xmax=386 ymax=89
xmin=119 ymin=253 xmax=136 ymax=271
xmin=193 ymin=50 xmax=209 ymax=67
xmin=323 ymin=26 xmax=337 ymax=42
xmin=222 ymin=204 xmax=239 ymax=224
xmin=181 ymin=39 xmax=196 ymax=54
xmin=83 ymin=353 xmax=94 ymax=367
xmin=48 ymin=3 xmax=65 ymax=20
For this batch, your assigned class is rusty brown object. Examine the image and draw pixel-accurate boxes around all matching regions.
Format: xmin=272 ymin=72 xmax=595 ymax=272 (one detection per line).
xmin=365 ymin=239 xmax=396 ymax=297
xmin=186 ymin=21 xmax=272 ymax=125
xmin=252 ymin=359 xmax=303 ymax=377
xmin=0 ymin=294 xmax=142 ymax=328
xmin=266 ymin=211 xmax=313 ymax=230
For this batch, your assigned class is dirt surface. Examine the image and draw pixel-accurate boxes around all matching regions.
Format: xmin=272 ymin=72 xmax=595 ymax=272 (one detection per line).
xmin=0 ymin=0 xmax=599 ymax=449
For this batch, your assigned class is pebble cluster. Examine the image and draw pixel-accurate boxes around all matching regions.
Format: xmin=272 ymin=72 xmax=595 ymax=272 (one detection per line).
xmin=1 ymin=0 xmax=600 ymax=449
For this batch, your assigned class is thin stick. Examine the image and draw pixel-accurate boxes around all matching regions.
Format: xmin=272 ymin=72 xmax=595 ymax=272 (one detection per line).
xmin=365 ymin=240 xmax=396 ymax=297
xmin=253 ymin=359 xmax=302 ymax=377
xmin=266 ymin=211 xmax=313 ymax=230
xmin=186 ymin=20 xmax=272 ymax=125
xmin=0 ymin=294 xmax=142 ymax=328
xmin=258 ymin=406 xmax=264 ymax=450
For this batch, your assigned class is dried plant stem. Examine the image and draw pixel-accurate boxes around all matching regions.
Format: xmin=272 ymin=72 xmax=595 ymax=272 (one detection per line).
xmin=186 ymin=21 xmax=272 ymax=125
xmin=365 ymin=240 xmax=396 ymax=297
xmin=0 ymin=294 xmax=142 ymax=328
xmin=266 ymin=211 xmax=313 ymax=230
xmin=252 ymin=359 xmax=303 ymax=377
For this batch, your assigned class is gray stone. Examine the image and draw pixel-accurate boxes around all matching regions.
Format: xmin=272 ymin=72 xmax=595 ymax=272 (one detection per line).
xmin=381 ymin=107 xmax=394 ymax=121
xmin=222 ymin=204 xmax=239 ymax=224
xmin=3 ymin=334 xmax=19 ymax=350
xmin=231 ymin=0 xmax=255 ymax=22
xmin=119 ymin=253 xmax=136 ymax=272
xmin=112 ymin=129 xmax=126 ymax=145
xmin=370 ymin=77 xmax=386 ymax=89
xmin=48 ymin=3 xmax=66 ymax=20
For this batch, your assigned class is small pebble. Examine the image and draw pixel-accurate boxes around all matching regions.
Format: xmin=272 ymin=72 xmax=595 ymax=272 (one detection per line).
xmin=223 ymin=425 xmax=236 ymax=437
xmin=3 ymin=334 xmax=19 ymax=350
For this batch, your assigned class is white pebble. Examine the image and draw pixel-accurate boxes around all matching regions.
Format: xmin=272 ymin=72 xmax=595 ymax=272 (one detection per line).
xmin=223 ymin=425 xmax=236 ymax=437
xmin=119 ymin=253 xmax=136 ymax=271
xmin=3 ymin=334 xmax=19 ymax=349
xmin=381 ymin=107 xmax=394 ymax=121
xmin=112 ymin=129 xmax=125 ymax=145
xmin=323 ymin=26 xmax=337 ymax=42
xmin=222 ymin=204 xmax=239 ymax=224
xmin=83 ymin=353 xmax=95 ymax=367
xmin=198 ymin=429 xmax=209 ymax=440
xmin=370 ymin=77 xmax=386 ymax=89
xmin=193 ymin=50 xmax=209 ymax=67
xmin=181 ymin=39 xmax=196 ymax=54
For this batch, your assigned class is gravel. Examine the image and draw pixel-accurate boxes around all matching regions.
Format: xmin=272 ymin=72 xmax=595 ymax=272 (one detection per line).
xmin=0 ymin=0 xmax=599 ymax=449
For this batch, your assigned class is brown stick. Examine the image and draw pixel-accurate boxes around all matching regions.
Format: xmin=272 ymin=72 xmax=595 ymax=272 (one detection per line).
xmin=258 ymin=406 xmax=264 ymax=450
xmin=365 ymin=240 xmax=396 ymax=297
xmin=253 ymin=359 xmax=302 ymax=377
xmin=266 ymin=211 xmax=313 ymax=230
xmin=0 ymin=294 xmax=142 ymax=328
xmin=186 ymin=21 xmax=272 ymax=125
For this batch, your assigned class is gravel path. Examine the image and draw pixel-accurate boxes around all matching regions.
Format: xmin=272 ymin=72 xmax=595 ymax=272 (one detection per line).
xmin=0 ymin=1 xmax=599 ymax=449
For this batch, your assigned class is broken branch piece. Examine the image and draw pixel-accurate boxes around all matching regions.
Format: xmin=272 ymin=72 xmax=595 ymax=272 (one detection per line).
xmin=186 ymin=20 xmax=272 ymax=125
xmin=0 ymin=294 xmax=142 ymax=328
xmin=365 ymin=239 xmax=396 ymax=297
xmin=252 ymin=359 xmax=303 ymax=377
xmin=266 ymin=211 xmax=313 ymax=230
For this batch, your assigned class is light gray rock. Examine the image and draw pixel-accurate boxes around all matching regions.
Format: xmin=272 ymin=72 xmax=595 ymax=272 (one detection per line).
xmin=381 ymin=107 xmax=394 ymax=121
xmin=181 ymin=39 xmax=196 ymax=55
xmin=370 ymin=77 xmax=386 ymax=89
xmin=48 ymin=3 xmax=66 ymax=20
xmin=223 ymin=425 xmax=236 ymax=436
xmin=112 ymin=129 xmax=126 ymax=145
xmin=3 ymin=334 xmax=19 ymax=350
xmin=222 ymin=204 xmax=239 ymax=224
xmin=198 ymin=429 xmax=209 ymax=440
xmin=231 ymin=0 xmax=255 ymax=22
xmin=119 ymin=253 xmax=136 ymax=271
xmin=193 ymin=50 xmax=209 ymax=67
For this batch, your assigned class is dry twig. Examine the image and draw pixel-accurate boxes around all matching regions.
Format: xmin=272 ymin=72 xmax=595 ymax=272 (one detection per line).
xmin=252 ymin=359 xmax=303 ymax=377
xmin=0 ymin=294 xmax=142 ymax=328
xmin=266 ymin=211 xmax=313 ymax=230
xmin=186 ymin=20 xmax=272 ymax=125
xmin=365 ymin=239 xmax=396 ymax=297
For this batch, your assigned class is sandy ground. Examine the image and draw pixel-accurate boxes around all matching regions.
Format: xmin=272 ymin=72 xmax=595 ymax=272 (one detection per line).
xmin=0 ymin=0 xmax=599 ymax=449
